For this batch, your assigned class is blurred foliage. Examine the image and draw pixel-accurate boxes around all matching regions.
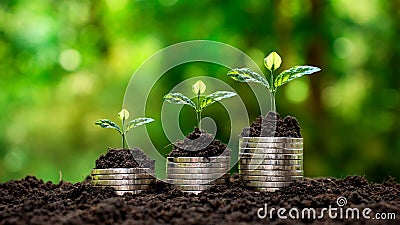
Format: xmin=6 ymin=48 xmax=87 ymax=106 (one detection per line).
xmin=0 ymin=0 xmax=399 ymax=183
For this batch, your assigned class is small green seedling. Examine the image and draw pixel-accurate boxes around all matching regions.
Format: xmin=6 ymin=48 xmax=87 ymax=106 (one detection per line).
xmin=227 ymin=51 xmax=321 ymax=111
xmin=95 ymin=109 xmax=154 ymax=149
xmin=164 ymin=80 xmax=236 ymax=129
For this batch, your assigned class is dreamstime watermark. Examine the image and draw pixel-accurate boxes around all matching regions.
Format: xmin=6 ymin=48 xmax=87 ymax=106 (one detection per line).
xmin=257 ymin=196 xmax=396 ymax=221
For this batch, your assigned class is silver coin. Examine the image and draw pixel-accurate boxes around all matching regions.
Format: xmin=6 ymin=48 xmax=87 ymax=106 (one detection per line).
xmin=92 ymin=179 xmax=154 ymax=186
xmin=175 ymin=184 xmax=214 ymax=191
xmin=239 ymin=170 xmax=303 ymax=176
xmin=240 ymin=159 xmax=303 ymax=165
xmin=166 ymin=178 xmax=226 ymax=185
xmin=92 ymin=184 xmax=150 ymax=190
xmin=241 ymin=142 xmax=303 ymax=149
xmin=166 ymin=162 xmax=229 ymax=168
xmin=91 ymin=174 xmax=153 ymax=180
xmin=239 ymin=148 xmax=303 ymax=154
xmin=239 ymin=158 xmax=303 ymax=165
xmin=167 ymin=167 xmax=229 ymax=174
xmin=166 ymin=173 xmax=228 ymax=180
xmin=241 ymin=175 xmax=303 ymax=181
xmin=240 ymin=137 xmax=303 ymax=143
xmin=256 ymin=187 xmax=281 ymax=192
xmin=239 ymin=154 xmax=303 ymax=161
xmin=91 ymin=168 xmax=152 ymax=175
xmin=240 ymin=137 xmax=286 ymax=143
xmin=114 ymin=190 xmax=143 ymax=195
xmin=239 ymin=164 xmax=303 ymax=170
xmin=168 ymin=156 xmax=230 ymax=163
xmin=245 ymin=181 xmax=293 ymax=187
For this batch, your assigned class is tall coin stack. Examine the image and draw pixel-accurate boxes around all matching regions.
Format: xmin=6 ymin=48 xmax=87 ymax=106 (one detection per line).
xmin=239 ymin=137 xmax=303 ymax=192
xmin=166 ymin=156 xmax=230 ymax=194
xmin=91 ymin=168 xmax=155 ymax=196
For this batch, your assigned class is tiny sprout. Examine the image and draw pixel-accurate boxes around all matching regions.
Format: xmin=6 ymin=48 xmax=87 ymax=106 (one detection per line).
xmin=227 ymin=51 xmax=321 ymax=111
xmin=95 ymin=109 xmax=154 ymax=149
xmin=164 ymin=80 xmax=236 ymax=129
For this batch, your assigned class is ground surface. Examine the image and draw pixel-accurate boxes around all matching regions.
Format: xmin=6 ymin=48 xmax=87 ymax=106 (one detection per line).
xmin=1 ymin=175 xmax=398 ymax=225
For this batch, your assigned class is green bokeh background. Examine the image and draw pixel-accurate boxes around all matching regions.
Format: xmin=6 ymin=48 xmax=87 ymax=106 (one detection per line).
xmin=1 ymin=0 xmax=399 ymax=183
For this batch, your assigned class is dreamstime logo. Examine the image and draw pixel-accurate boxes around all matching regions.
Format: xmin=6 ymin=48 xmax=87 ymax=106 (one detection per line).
xmin=257 ymin=196 xmax=396 ymax=221
xmin=122 ymin=40 xmax=274 ymax=182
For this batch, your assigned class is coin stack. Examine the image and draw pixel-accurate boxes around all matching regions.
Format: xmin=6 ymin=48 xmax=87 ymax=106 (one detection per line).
xmin=91 ymin=168 xmax=155 ymax=195
xmin=166 ymin=156 xmax=230 ymax=194
xmin=239 ymin=137 xmax=303 ymax=192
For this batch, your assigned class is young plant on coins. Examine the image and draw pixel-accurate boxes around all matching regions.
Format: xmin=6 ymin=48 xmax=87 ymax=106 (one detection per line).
xmin=164 ymin=80 xmax=236 ymax=130
xmin=93 ymin=109 xmax=155 ymax=170
xmin=95 ymin=109 xmax=154 ymax=149
xmin=227 ymin=51 xmax=321 ymax=137
xmin=227 ymin=51 xmax=321 ymax=191
xmin=91 ymin=109 xmax=156 ymax=195
xmin=163 ymin=80 xmax=235 ymax=193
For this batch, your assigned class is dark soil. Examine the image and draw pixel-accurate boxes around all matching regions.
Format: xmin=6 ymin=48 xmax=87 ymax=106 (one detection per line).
xmin=168 ymin=128 xmax=229 ymax=158
xmin=95 ymin=148 xmax=155 ymax=171
xmin=1 ymin=175 xmax=399 ymax=224
xmin=242 ymin=111 xmax=302 ymax=137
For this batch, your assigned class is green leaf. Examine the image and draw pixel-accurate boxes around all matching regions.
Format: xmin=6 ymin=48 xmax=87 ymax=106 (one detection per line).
xmin=95 ymin=119 xmax=122 ymax=133
xmin=264 ymin=51 xmax=282 ymax=71
xmin=118 ymin=109 xmax=129 ymax=121
xmin=227 ymin=68 xmax=270 ymax=89
xmin=274 ymin=66 xmax=321 ymax=89
xmin=200 ymin=91 xmax=237 ymax=109
xmin=125 ymin=117 xmax=154 ymax=133
xmin=192 ymin=80 xmax=206 ymax=94
xmin=164 ymin=92 xmax=196 ymax=108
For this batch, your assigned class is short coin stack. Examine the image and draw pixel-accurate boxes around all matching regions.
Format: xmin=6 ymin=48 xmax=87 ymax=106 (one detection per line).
xmin=166 ymin=156 xmax=230 ymax=194
xmin=91 ymin=168 xmax=155 ymax=196
xmin=239 ymin=137 xmax=303 ymax=192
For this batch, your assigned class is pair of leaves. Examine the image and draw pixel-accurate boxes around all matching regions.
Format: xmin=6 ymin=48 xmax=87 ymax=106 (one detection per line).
xmin=227 ymin=65 xmax=320 ymax=91
xmin=95 ymin=117 xmax=154 ymax=134
xmin=164 ymin=91 xmax=236 ymax=111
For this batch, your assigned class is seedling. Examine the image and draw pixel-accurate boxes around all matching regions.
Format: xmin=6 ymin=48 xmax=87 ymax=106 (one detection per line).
xmin=95 ymin=109 xmax=154 ymax=149
xmin=227 ymin=51 xmax=321 ymax=111
xmin=164 ymin=80 xmax=236 ymax=129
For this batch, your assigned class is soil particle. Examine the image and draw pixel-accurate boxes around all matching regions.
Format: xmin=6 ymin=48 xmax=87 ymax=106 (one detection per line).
xmin=168 ymin=128 xmax=230 ymax=158
xmin=95 ymin=148 xmax=155 ymax=171
xmin=1 ymin=175 xmax=399 ymax=224
xmin=241 ymin=111 xmax=302 ymax=137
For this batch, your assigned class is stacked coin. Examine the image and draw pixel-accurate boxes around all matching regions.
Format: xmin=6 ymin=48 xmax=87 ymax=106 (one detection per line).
xmin=166 ymin=156 xmax=230 ymax=194
xmin=91 ymin=168 xmax=155 ymax=196
xmin=239 ymin=137 xmax=303 ymax=192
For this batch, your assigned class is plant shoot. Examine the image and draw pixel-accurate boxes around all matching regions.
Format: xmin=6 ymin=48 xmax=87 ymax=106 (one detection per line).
xmin=95 ymin=109 xmax=154 ymax=149
xmin=164 ymin=80 xmax=236 ymax=129
xmin=227 ymin=51 xmax=321 ymax=111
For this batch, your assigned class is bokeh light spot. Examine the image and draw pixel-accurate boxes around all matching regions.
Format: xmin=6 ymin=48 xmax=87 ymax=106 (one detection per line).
xmin=285 ymin=78 xmax=309 ymax=103
xmin=59 ymin=49 xmax=81 ymax=71
xmin=333 ymin=37 xmax=353 ymax=59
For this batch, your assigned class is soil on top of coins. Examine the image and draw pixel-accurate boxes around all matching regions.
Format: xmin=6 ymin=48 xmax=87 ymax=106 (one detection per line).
xmin=95 ymin=148 xmax=155 ymax=171
xmin=1 ymin=175 xmax=399 ymax=224
xmin=242 ymin=111 xmax=302 ymax=138
xmin=168 ymin=128 xmax=229 ymax=159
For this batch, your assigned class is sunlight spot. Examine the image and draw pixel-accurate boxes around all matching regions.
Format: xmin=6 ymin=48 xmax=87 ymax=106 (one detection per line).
xmin=59 ymin=49 xmax=81 ymax=71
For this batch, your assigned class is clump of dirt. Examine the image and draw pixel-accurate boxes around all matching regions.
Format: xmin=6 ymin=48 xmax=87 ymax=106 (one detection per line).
xmin=242 ymin=111 xmax=302 ymax=137
xmin=1 ymin=175 xmax=399 ymax=224
xmin=95 ymin=148 xmax=155 ymax=171
xmin=167 ymin=128 xmax=230 ymax=158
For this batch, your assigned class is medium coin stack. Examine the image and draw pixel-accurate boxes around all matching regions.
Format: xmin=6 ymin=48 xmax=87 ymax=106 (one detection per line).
xmin=239 ymin=137 xmax=303 ymax=192
xmin=91 ymin=168 xmax=155 ymax=196
xmin=166 ymin=156 xmax=230 ymax=194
